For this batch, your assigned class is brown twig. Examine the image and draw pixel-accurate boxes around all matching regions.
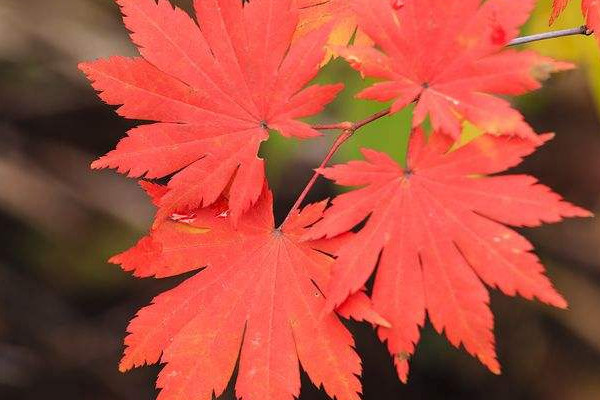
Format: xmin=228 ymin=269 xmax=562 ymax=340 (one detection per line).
xmin=508 ymin=25 xmax=593 ymax=46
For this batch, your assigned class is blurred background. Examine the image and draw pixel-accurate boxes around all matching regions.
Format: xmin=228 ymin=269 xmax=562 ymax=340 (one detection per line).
xmin=0 ymin=0 xmax=599 ymax=399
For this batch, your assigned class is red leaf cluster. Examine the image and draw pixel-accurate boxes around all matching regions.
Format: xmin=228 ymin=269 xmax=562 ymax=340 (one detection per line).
xmin=115 ymin=184 xmax=385 ymax=400
xmin=80 ymin=0 xmax=592 ymax=399
xmin=81 ymin=0 xmax=342 ymax=223
xmin=337 ymin=0 xmax=572 ymax=139
xmin=305 ymin=130 xmax=590 ymax=381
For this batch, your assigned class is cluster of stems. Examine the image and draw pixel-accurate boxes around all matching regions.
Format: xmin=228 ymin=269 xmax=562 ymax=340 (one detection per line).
xmin=280 ymin=25 xmax=593 ymax=226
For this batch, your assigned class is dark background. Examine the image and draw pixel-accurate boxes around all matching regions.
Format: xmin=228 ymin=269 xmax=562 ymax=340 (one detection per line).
xmin=1 ymin=0 xmax=599 ymax=399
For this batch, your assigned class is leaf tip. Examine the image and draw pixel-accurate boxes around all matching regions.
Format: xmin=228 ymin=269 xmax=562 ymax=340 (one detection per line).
xmin=379 ymin=318 xmax=392 ymax=329
xmin=552 ymin=293 xmax=569 ymax=310
xmin=118 ymin=358 xmax=132 ymax=373
xmin=483 ymin=355 xmax=502 ymax=376
xmin=77 ymin=61 xmax=90 ymax=72
xmin=90 ymin=158 xmax=105 ymax=170
xmin=395 ymin=354 xmax=411 ymax=383
xmin=539 ymin=132 xmax=555 ymax=142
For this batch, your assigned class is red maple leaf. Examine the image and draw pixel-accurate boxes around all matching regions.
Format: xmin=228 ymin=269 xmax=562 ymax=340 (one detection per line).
xmin=113 ymin=183 xmax=387 ymax=400
xmin=551 ymin=0 xmax=599 ymax=37
xmin=336 ymin=0 xmax=572 ymax=139
xmin=79 ymin=0 xmax=342 ymax=223
xmin=295 ymin=0 xmax=372 ymax=62
xmin=304 ymin=130 xmax=591 ymax=382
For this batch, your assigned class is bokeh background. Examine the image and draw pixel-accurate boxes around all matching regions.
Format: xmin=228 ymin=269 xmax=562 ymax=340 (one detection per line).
xmin=1 ymin=0 xmax=599 ymax=399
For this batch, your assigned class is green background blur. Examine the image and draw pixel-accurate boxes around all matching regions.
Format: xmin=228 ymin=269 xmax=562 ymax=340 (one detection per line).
xmin=0 ymin=0 xmax=599 ymax=399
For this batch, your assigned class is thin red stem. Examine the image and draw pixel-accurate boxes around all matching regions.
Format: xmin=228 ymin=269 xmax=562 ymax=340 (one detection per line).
xmin=280 ymin=108 xmax=391 ymax=227
xmin=353 ymin=108 xmax=391 ymax=130
xmin=279 ymin=129 xmax=352 ymax=228
xmin=312 ymin=121 xmax=353 ymax=131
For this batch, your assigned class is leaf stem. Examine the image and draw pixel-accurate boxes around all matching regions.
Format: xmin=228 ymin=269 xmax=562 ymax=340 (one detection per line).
xmin=280 ymin=108 xmax=391 ymax=227
xmin=508 ymin=25 xmax=593 ymax=46
xmin=280 ymin=130 xmax=351 ymax=228
xmin=282 ymin=24 xmax=592 ymax=225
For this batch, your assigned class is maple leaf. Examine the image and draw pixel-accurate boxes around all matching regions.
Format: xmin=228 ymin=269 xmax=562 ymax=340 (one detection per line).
xmin=551 ymin=0 xmax=599 ymax=38
xmin=295 ymin=0 xmax=372 ymax=63
xmin=304 ymin=130 xmax=591 ymax=382
xmin=79 ymin=0 xmax=343 ymax=223
xmin=113 ymin=183 xmax=388 ymax=400
xmin=336 ymin=0 xmax=573 ymax=139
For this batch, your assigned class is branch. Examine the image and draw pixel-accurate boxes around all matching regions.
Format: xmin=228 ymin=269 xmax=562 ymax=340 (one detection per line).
xmin=279 ymin=108 xmax=391 ymax=227
xmin=279 ymin=131 xmax=349 ymax=227
xmin=282 ymin=25 xmax=592 ymax=222
xmin=312 ymin=108 xmax=391 ymax=132
xmin=508 ymin=25 xmax=593 ymax=46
